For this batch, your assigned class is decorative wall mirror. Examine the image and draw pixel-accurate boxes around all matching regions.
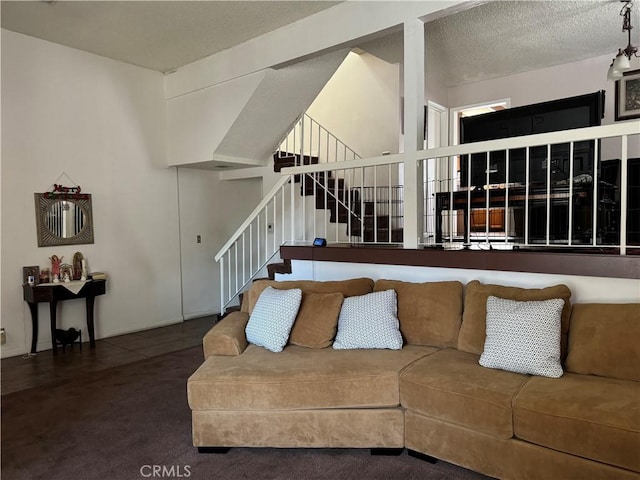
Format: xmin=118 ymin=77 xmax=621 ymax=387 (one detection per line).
xmin=35 ymin=185 xmax=94 ymax=247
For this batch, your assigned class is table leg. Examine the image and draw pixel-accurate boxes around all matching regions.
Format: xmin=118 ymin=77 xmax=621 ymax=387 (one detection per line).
xmin=27 ymin=302 xmax=38 ymax=354
xmin=86 ymin=295 xmax=96 ymax=348
xmin=50 ymin=300 xmax=58 ymax=355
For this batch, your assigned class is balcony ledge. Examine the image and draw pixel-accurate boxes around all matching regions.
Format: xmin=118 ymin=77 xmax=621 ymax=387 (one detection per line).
xmin=280 ymin=243 xmax=640 ymax=280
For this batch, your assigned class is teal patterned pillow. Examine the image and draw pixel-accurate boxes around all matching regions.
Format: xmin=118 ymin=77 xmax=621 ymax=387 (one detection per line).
xmin=245 ymin=287 xmax=302 ymax=352
xmin=333 ymin=289 xmax=403 ymax=350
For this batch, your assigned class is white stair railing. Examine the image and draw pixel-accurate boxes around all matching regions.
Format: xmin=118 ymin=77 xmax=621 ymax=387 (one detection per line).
xmin=215 ymin=121 xmax=638 ymax=311
xmin=214 ymin=152 xmax=405 ymax=311
xmin=418 ymin=121 xmax=640 ymax=253
xmin=275 ymin=113 xmax=360 ymax=166
xmin=215 ymin=176 xmax=290 ymax=311
xmin=215 ymin=113 xmax=371 ymax=310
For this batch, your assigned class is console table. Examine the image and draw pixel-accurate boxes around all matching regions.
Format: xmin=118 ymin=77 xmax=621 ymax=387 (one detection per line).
xmin=23 ymin=279 xmax=106 ymax=355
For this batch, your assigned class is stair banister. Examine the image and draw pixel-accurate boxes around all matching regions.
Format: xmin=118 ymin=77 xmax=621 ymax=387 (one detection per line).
xmin=215 ymin=175 xmax=292 ymax=310
xmin=214 ymin=175 xmax=291 ymax=263
xmin=282 ymin=152 xmax=404 ymax=175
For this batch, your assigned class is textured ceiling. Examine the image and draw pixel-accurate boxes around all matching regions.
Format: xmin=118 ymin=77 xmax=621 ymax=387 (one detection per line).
xmin=360 ymin=0 xmax=639 ymax=86
xmin=0 ymin=1 xmax=340 ymax=72
xmin=426 ymin=0 xmax=636 ymax=86
xmin=1 ymin=1 xmax=637 ymax=84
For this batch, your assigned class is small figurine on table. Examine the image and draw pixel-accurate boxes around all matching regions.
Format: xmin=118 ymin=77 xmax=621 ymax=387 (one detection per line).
xmin=50 ymin=255 xmax=63 ymax=283
xmin=81 ymin=259 xmax=88 ymax=281
xmin=60 ymin=264 xmax=73 ymax=283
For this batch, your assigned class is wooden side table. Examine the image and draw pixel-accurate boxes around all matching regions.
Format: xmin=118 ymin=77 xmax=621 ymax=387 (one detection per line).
xmin=23 ymin=279 xmax=106 ymax=355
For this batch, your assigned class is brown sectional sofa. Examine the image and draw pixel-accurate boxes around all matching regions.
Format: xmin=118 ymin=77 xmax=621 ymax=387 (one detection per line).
xmin=187 ymin=277 xmax=640 ymax=480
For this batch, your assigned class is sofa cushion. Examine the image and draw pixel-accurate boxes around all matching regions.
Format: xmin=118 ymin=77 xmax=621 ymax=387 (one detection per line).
xmin=514 ymin=373 xmax=640 ymax=472
xmin=400 ymin=348 xmax=530 ymax=439
xmin=203 ymin=311 xmax=249 ymax=357
xmin=458 ymin=280 xmax=572 ymax=359
xmin=245 ymin=287 xmax=302 ymax=353
xmin=565 ymin=303 xmax=640 ymax=382
xmin=479 ymin=296 xmax=564 ymax=378
xmin=374 ymin=279 xmax=463 ymax=348
xmin=247 ymin=278 xmax=374 ymax=314
xmin=333 ymin=290 xmax=403 ymax=350
xmin=188 ymin=344 xmax=437 ymax=411
xmin=288 ymin=292 xmax=343 ymax=348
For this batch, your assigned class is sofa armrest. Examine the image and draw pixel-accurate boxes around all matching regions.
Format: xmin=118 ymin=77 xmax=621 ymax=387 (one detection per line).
xmin=203 ymin=311 xmax=249 ymax=358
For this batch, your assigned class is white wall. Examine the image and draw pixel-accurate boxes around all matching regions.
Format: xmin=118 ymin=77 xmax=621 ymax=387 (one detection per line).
xmin=448 ymin=54 xmax=617 ymax=125
xmin=1 ymin=30 xmax=182 ymax=358
xmin=177 ymin=168 xmax=261 ymax=319
xmin=446 ymin=53 xmax=640 ymax=161
xmin=283 ymin=260 xmax=640 ymax=304
xmin=167 ymin=71 xmax=266 ymax=167
xmin=308 ymin=51 xmax=400 ymax=158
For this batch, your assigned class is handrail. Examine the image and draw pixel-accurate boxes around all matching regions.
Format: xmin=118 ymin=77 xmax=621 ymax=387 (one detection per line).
xmin=276 ymin=113 xmax=361 ymax=163
xmin=214 ymin=175 xmax=290 ymax=262
xmin=283 ymin=122 xmax=639 ymax=176
xmin=415 ymin=121 xmax=639 ymax=160
xmin=283 ymin=152 xmax=405 ymax=174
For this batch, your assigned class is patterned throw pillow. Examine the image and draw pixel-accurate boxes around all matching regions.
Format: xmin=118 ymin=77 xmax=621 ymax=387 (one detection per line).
xmin=479 ymin=296 xmax=564 ymax=378
xmin=245 ymin=287 xmax=302 ymax=353
xmin=333 ymin=289 xmax=403 ymax=350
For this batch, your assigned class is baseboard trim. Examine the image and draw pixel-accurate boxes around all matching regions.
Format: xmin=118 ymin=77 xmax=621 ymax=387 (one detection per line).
xmin=183 ymin=311 xmax=220 ymax=321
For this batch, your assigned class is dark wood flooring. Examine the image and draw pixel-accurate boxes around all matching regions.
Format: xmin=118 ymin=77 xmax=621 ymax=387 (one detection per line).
xmin=1 ymin=316 xmax=215 ymax=395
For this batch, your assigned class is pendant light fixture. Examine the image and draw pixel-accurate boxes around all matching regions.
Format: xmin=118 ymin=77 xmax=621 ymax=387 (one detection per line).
xmin=607 ymin=0 xmax=639 ymax=80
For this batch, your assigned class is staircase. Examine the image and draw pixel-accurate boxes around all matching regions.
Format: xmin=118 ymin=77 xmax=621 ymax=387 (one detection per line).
xmin=273 ymin=152 xmax=404 ymax=243
xmin=215 ymin=113 xmax=405 ymax=312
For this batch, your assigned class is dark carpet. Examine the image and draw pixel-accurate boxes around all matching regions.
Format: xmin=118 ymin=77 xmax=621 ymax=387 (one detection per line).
xmin=1 ymin=346 xmax=491 ymax=480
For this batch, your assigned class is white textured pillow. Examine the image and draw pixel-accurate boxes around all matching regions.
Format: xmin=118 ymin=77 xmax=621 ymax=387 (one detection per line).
xmin=479 ymin=296 xmax=564 ymax=378
xmin=333 ymin=289 xmax=403 ymax=350
xmin=245 ymin=286 xmax=302 ymax=353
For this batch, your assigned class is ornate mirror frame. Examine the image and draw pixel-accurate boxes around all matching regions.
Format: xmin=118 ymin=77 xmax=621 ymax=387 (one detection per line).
xmin=34 ymin=192 xmax=95 ymax=247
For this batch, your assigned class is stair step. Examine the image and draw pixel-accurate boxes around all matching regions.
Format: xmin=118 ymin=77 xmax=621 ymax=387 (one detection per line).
xmin=328 ymin=204 xmax=359 ymax=224
xmin=273 ymin=152 xmax=319 ymax=172
xmin=330 ymin=211 xmax=359 ymax=224
xmin=273 ymin=155 xmax=296 ymax=172
xmin=303 ymin=177 xmax=345 ymax=196
xmin=316 ymin=190 xmax=353 ymax=209
xmin=346 ymin=199 xmax=375 ymax=216
xmin=267 ymin=259 xmax=292 ymax=279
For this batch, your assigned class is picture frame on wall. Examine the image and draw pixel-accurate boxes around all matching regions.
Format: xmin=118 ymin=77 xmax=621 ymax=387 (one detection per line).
xmin=615 ymin=68 xmax=640 ymax=121
xmin=22 ymin=265 xmax=40 ymax=286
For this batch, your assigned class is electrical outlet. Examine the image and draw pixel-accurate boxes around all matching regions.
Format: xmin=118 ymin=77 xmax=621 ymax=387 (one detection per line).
xmin=267 ymin=224 xmax=273 ymax=232
xmin=0 ymin=328 xmax=6 ymax=345
xmin=196 ymin=235 xmax=201 ymax=243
